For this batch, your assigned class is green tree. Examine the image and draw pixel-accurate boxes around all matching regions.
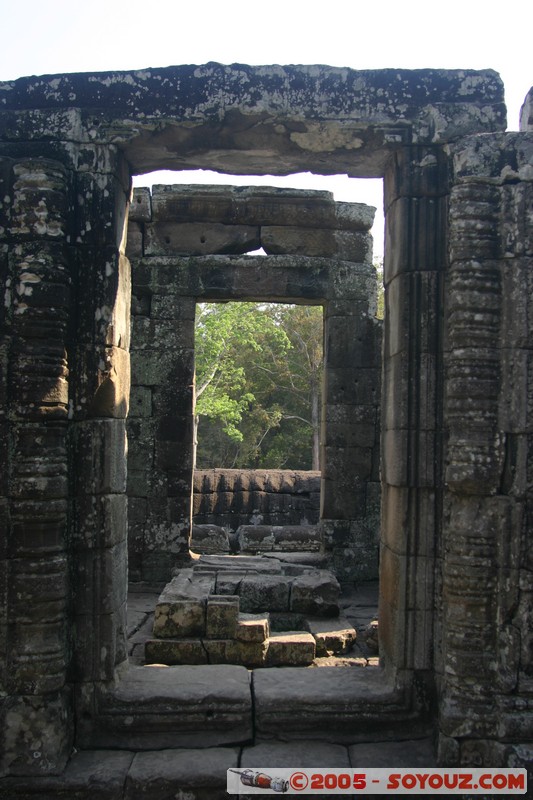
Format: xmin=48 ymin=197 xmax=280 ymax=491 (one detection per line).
xmin=193 ymin=302 xmax=291 ymax=468
xmin=245 ymin=304 xmax=323 ymax=470
xmin=375 ymin=259 xmax=384 ymax=320
xmin=194 ymin=302 xmax=324 ymax=470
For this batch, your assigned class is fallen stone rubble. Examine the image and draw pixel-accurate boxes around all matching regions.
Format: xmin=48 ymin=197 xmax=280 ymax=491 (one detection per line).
xmin=147 ymin=555 xmax=356 ymax=667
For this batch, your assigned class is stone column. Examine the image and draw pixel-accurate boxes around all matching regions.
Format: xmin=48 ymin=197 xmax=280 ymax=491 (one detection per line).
xmin=127 ymin=192 xmax=196 ymax=582
xmin=380 ymin=146 xmax=449 ymax=682
xmin=321 ymin=289 xmax=382 ymax=581
xmin=68 ymin=147 xmax=132 ymax=694
xmin=439 ymin=131 xmax=533 ymax=767
xmin=0 ymin=157 xmax=73 ymax=775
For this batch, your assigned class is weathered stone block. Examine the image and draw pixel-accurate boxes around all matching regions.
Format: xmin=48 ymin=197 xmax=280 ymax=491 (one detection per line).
xmin=273 ymin=525 xmax=321 ymax=551
xmin=239 ymin=574 xmax=291 ymax=613
xmin=145 ymin=638 xmax=208 ymax=665
xmin=2 ymin=689 xmax=72 ymax=776
xmin=236 ymin=613 xmax=270 ymax=643
xmin=125 ymin=747 xmax=238 ymax=800
xmin=290 ymin=570 xmax=340 ymax=617
xmin=237 ymin=525 xmax=275 ymax=552
xmin=266 ymin=631 xmax=316 ymax=666
xmin=241 ymin=739 xmax=351 ymax=768
xmin=153 ymin=599 xmax=206 ymax=638
xmin=206 ymin=595 xmax=239 ymax=639
xmin=93 ymin=663 xmax=252 ymax=748
xmin=305 ymin=617 xmax=357 ymax=655
xmin=191 ymin=524 xmax=230 ymax=554
xmin=153 ymin=571 xmax=216 ymax=638
xmin=203 ymin=638 xmax=268 ymax=668
xmin=129 ymin=187 xmax=152 ymax=222
xmin=145 ymin=220 xmax=260 ymax=255
xmin=72 ymin=420 xmax=127 ymax=495
xmin=128 ymin=385 xmax=152 ymax=418
xmin=215 ymin=570 xmax=247 ymax=596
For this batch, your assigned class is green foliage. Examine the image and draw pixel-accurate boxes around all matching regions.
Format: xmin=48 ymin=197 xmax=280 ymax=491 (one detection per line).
xmin=375 ymin=260 xmax=384 ymax=320
xmin=194 ymin=302 xmax=323 ymax=470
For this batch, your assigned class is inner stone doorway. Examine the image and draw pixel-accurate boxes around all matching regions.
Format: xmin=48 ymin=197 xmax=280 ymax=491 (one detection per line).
xmin=126 ymin=182 xmax=382 ymax=670
xmin=126 ymin=183 xmax=382 ymax=586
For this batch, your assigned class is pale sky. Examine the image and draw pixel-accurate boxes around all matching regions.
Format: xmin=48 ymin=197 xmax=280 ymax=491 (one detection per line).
xmin=1 ymin=0 xmax=531 ymax=259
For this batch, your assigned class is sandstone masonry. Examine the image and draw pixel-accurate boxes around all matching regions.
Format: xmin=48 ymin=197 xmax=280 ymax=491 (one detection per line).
xmin=0 ymin=64 xmax=532 ymax=792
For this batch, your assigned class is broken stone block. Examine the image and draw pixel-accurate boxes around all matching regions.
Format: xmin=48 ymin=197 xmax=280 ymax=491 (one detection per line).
xmin=290 ymin=570 xmax=340 ymax=617
xmin=304 ymin=617 xmax=357 ymax=656
xmin=206 ymin=595 xmax=240 ymax=639
xmin=273 ymin=525 xmax=322 ymax=551
xmin=215 ymin=570 xmax=247 ymax=596
xmin=152 ymin=570 xmax=216 ymax=638
xmin=191 ymin=524 xmax=230 ymax=554
xmin=239 ymin=574 xmax=291 ymax=613
xmin=145 ymin=638 xmax=208 ymax=665
xmin=365 ymin=619 xmax=379 ymax=653
xmin=153 ymin=599 xmax=206 ymax=639
xmin=236 ymin=525 xmax=275 ymax=552
xmin=237 ymin=524 xmax=321 ymax=552
xmin=236 ymin=613 xmax=270 ymax=643
xmin=266 ymin=632 xmax=316 ymax=666
xmin=129 ymin=187 xmax=152 ymax=222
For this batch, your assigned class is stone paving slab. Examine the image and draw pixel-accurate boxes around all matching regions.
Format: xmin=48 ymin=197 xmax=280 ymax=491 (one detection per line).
xmin=0 ymin=750 xmax=135 ymax=799
xmin=124 ymin=747 xmax=239 ymax=800
xmin=348 ymin=738 xmax=436 ymax=767
xmin=241 ymin=739 xmax=351 ymax=767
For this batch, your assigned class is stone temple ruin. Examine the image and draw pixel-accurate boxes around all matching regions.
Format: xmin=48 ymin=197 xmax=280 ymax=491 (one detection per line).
xmin=1 ymin=63 xmax=533 ymax=796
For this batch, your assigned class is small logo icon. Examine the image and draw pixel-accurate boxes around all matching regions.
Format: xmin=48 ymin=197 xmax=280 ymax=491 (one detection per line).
xmin=229 ymin=768 xmax=289 ymax=793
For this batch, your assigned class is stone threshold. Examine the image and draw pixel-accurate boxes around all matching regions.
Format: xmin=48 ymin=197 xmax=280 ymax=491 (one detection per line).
xmin=77 ymin=663 xmax=426 ymax=751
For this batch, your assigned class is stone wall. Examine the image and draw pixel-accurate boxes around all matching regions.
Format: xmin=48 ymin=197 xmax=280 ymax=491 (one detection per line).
xmin=126 ymin=184 xmax=382 ymax=584
xmin=437 ymin=129 xmax=533 ymax=766
xmin=2 ymin=63 xmax=533 ymax=782
xmin=193 ymin=469 xmax=321 ymax=529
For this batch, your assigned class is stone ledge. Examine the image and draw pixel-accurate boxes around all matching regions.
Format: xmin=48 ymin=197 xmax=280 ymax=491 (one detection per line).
xmin=0 ymin=747 xmax=238 ymax=800
xmin=0 ymin=739 xmax=436 ymax=798
xmin=84 ymin=664 xmax=252 ymax=749
xmin=253 ymin=667 xmax=418 ymax=742
xmin=125 ymin=747 xmax=238 ymax=800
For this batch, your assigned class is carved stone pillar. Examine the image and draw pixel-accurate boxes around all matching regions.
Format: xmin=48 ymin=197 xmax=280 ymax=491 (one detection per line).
xmin=68 ymin=149 xmax=132 ymax=689
xmin=1 ymin=157 xmax=73 ymax=775
xmin=439 ymin=132 xmax=533 ymax=767
xmin=381 ymin=146 xmax=449 ymax=682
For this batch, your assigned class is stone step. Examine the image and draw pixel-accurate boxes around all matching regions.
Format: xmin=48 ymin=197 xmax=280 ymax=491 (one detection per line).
xmin=253 ymin=667 xmax=425 ymax=743
xmin=0 ymin=738 xmax=436 ymax=799
xmin=145 ymin=630 xmax=316 ymax=669
xmin=304 ymin=616 xmax=357 ymax=655
xmin=79 ymin=664 xmax=252 ymax=750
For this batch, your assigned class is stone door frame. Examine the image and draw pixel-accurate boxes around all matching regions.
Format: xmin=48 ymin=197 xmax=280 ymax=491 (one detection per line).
xmin=126 ymin=184 xmax=382 ymax=584
xmin=0 ymin=65 xmax=509 ymax=772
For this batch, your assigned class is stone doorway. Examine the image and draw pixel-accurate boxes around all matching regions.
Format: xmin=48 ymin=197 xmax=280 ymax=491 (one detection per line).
xmin=126 ymin=183 xmax=382 ymax=586
xmin=2 ymin=65 xmax=517 ymax=777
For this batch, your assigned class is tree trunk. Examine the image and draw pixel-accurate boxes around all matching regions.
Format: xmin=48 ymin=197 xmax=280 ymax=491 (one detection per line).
xmin=192 ymin=413 xmax=199 ymax=470
xmin=311 ymin=379 xmax=320 ymax=471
